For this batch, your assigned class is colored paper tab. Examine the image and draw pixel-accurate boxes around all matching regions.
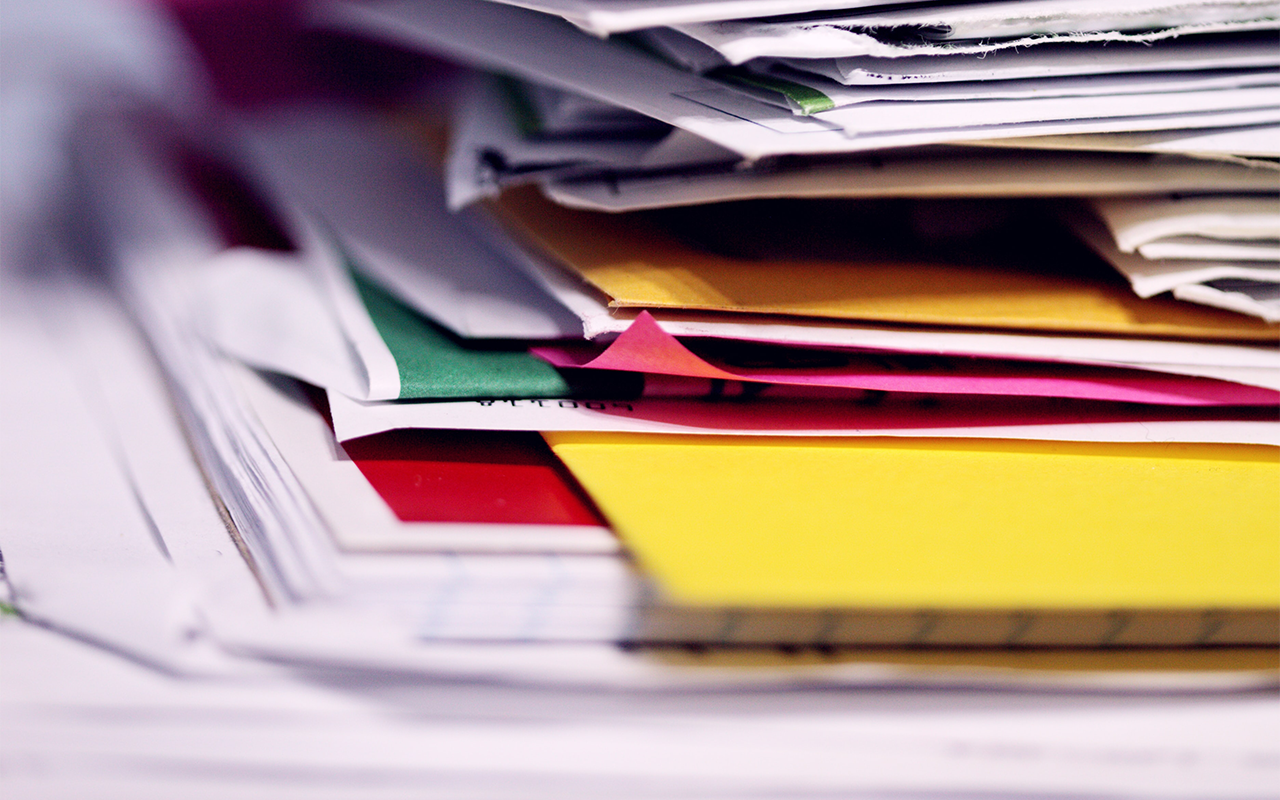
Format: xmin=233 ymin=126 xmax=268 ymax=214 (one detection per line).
xmin=354 ymin=271 xmax=573 ymax=399
xmin=344 ymin=429 xmax=605 ymax=526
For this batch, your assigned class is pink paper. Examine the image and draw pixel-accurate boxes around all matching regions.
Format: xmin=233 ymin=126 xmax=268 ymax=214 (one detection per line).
xmin=532 ymin=312 xmax=1280 ymax=407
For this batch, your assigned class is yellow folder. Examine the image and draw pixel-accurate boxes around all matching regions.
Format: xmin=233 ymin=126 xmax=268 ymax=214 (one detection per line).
xmin=494 ymin=188 xmax=1277 ymax=341
xmin=544 ymin=433 xmax=1280 ymax=609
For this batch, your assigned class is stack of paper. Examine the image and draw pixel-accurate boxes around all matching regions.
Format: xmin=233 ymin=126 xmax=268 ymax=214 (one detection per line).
xmin=7 ymin=2 xmax=1280 ymax=795
xmin=11 ymin=0 xmax=1280 ymax=669
xmin=1079 ymin=194 xmax=1280 ymax=320
xmin=53 ymin=0 xmax=1280 ymax=654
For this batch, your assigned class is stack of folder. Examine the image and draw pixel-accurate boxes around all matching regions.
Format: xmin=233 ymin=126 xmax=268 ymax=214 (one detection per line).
xmin=68 ymin=0 xmax=1278 ymax=668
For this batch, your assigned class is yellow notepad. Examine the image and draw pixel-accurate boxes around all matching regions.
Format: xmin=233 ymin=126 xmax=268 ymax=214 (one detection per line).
xmin=494 ymin=188 xmax=1277 ymax=341
xmin=545 ymin=433 xmax=1280 ymax=609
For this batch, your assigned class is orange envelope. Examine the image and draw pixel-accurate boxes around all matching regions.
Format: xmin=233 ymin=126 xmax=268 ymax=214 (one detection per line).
xmin=493 ymin=187 xmax=1277 ymax=342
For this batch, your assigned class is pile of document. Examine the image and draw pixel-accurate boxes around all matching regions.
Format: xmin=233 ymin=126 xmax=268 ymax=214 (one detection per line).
xmin=60 ymin=0 xmax=1279 ymax=653
xmin=102 ymin=0 xmax=1280 ymax=642
xmin=4 ymin=0 xmax=1279 ymax=795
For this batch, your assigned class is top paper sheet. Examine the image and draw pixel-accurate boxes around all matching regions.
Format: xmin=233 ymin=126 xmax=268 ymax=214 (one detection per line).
xmin=479 ymin=0 xmax=914 ymax=35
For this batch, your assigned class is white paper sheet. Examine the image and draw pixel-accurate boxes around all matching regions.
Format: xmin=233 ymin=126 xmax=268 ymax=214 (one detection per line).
xmin=1088 ymin=194 xmax=1280 ymax=292
xmin=1175 ymin=279 xmax=1280 ymax=320
xmin=1075 ymin=202 xmax=1274 ymax=296
xmin=198 ymin=208 xmax=405 ymax=402
xmin=237 ymin=104 xmax=585 ymax=339
xmin=77 ymin=115 xmax=353 ymax=603
xmin=543 ymin=147 xmax=1280 ymax=211
xmin=1070 ymin=205 xmax=1280 ymax=321
xmin=0 ymin=243 xmax=270 ymax=677
xmin=782 ymin=0 xmax=1280 ymax=42
xmin=1076 ymin=232 xmax=1280 ymax=299
xmin=324 ymin=0 xmax=1280 ymax=158
xmin=806 ymin=85 xmax=1280 ymax=137
xmin=676 ymin=7 xmax=1280 ymax=63
xmin=201 ymin=246 xmax=375 ymax=400
xmin=446 ymin=72 xmax=721 ymax=209
xmin=969 ymin=124 xmax=1280 ymax=159
xmin=1139 ymin=236 xmax=1280 ymax=261
xmin=447 ymin=73 xmax=657 ymax=207
xmin=1096 ymin=195 xmax=1280 ymax=249
xmin=478 ymin=205 xmax=1280 ymax=385
xmin=686 ymin=85 xmax=1280 ymax=153
xmin=9 ymin=621 xmax=1278 ymax=800
xmin=771 ymin=34 xmax=1280 ymax=85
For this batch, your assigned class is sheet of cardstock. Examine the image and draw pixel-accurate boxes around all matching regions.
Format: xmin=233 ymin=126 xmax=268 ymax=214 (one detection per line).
xmin=771 ymin=34 xmax=1280 ymax=86
xmin=544 ymin=432 xmax=1280 ymax=608
xmin=675 ymin=4 xmax=1280 ymax=63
